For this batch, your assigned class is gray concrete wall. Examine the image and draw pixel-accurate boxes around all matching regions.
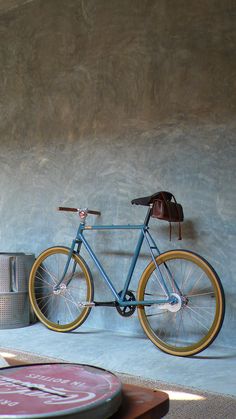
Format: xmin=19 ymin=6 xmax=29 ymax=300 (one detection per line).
xmin=0 ymin=0 xmax=235 ymax=347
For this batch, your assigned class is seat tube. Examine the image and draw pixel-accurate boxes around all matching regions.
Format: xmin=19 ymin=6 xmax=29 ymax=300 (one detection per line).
xmin=144 ymin=207 xmax=152 ymax=227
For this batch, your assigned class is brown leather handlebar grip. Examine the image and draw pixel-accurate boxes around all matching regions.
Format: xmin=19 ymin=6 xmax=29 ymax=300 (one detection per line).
xmin=87 ymin=210 xmax=101 ymax=216
xmin=57 ymin=207 xmax=78 ymax=212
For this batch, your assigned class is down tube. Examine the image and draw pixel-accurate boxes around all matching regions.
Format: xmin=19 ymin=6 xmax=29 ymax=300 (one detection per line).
xmin=79 ymin=234 xmax=120 ymax=300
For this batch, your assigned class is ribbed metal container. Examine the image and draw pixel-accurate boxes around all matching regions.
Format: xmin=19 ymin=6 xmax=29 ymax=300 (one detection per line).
xmin=0 ymin=292 xmax=29 ymax=329
xmin=0 ymin=253 xmax=35 ymax=329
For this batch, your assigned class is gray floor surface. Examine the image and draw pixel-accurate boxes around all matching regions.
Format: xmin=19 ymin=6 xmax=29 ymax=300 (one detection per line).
xmin=0 ymin=323 xmax=235 ymax=397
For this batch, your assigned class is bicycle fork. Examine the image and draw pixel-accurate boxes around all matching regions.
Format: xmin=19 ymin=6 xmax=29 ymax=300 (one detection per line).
xmin=53 ymin=239 xmax=78 ymax=292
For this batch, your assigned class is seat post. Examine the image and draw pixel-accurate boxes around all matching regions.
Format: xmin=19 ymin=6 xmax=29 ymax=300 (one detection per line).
xmin=144 ymin=206 xmax=152 ymax=227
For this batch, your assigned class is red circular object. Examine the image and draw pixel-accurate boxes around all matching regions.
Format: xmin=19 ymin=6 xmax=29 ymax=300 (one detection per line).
xmin=0 ymin=363 xmax=122 ymax=418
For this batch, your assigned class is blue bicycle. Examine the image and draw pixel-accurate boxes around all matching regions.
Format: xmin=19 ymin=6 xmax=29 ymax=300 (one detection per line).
xmin=29 ymin=192 xmax=225 ymax=357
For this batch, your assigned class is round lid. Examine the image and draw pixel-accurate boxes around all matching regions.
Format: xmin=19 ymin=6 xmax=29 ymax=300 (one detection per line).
xmin=0 ymin=363 xmax=122 ymax=419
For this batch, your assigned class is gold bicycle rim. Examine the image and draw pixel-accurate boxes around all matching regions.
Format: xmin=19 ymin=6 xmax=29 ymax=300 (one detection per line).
xmin=29 ymin=246 xmax=93 ymax=332
xmin=137 ymin=250 xmax=224 ymax=357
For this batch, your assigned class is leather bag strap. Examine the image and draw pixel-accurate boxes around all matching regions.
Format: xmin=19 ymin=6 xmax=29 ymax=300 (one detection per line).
xmin=160 ymin=192 xmax=182 ymax=240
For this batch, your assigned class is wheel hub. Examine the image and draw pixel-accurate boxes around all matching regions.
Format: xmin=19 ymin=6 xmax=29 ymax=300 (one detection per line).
xmin=159 ymin=293 xmax=183 ymax=313
xmin=53 ymin=283 xmax=67 ymax=295
xmin=169 ymin=293 xmax=182 ymax=312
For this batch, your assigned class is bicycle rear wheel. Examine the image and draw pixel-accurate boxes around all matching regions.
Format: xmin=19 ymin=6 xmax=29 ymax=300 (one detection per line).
xmin=137 ymin=250 xmax=225 ymax=356
xmin=29 ymin=246 xmax=94 ymax=332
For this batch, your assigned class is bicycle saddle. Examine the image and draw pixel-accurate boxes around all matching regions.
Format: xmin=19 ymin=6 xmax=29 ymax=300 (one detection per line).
xmin=131 ymin=191 xmax=173 ymax=206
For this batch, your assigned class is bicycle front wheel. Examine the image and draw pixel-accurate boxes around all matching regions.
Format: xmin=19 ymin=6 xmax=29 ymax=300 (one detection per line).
xmin=137 ymin=250 xmax=225 ymax=356
xmin=29 ymin=246 xmax=94 ymax=332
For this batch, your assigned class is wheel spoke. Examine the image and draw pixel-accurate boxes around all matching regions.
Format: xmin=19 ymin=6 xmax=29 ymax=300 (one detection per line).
xmin=185 ymin=305 xmax=213 ymax=331
xmin=35 ymin=273 xmax=54 ymax=288
xmin=38 ymin=265 xmax=58 ymax=285
xmin=187 ymin=271 xmax=205 ymax=296
xmin=180 ymin=264 xmax=194 ymax=292
xmin=152 ymin=270 xmax=168 ymax=295
xmin=187 ymin=291 xmax=214 ymax=297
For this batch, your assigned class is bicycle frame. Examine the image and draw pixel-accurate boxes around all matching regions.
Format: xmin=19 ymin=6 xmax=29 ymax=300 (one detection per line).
xmin=56 ymin=208 xmax=178 ymax=307
xmin=29 ymin=199 xmax=225 ymax=357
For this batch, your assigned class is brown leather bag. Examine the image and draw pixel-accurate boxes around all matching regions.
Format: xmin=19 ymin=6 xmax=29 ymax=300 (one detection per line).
xmin=151 ymin=191 xmax=184 ymax=240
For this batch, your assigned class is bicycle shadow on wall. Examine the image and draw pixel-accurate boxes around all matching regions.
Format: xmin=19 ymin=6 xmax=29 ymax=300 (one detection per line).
xmin=152 ymin=219 xmax=199 ymax=242
xmin=100 ymin=220 xmax=198 ymax=259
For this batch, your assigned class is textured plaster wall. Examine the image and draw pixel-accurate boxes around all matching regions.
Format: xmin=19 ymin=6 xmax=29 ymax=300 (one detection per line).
xmin=0 ymin=0 xmax=235 ymax=346
xmin=0 ymin=0 xmax=33 ymax=13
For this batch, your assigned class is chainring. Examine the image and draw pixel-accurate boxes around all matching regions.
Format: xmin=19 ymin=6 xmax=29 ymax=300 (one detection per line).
xmin=116 ymin=290 xmax=136 ymax=317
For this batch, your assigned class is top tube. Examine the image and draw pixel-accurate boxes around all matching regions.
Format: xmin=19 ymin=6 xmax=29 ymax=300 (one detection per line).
xmin=83 ymin=206 xmax=152 ymax=230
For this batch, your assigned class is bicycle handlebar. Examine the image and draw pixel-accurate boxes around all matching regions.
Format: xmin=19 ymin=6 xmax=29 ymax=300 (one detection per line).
xmin=87 ymin=209 xmax=101 ymax=216
xmin=57 ymin=207 xmax=101 ymax=216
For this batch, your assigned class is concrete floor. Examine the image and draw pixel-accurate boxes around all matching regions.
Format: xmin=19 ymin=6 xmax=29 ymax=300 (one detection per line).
xmin=0 ymin=323 xmax=235 ymax=397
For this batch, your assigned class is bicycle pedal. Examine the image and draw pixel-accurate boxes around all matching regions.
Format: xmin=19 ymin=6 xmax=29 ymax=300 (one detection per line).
xmin=78 ymin=301 xmax=95 ymax=307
